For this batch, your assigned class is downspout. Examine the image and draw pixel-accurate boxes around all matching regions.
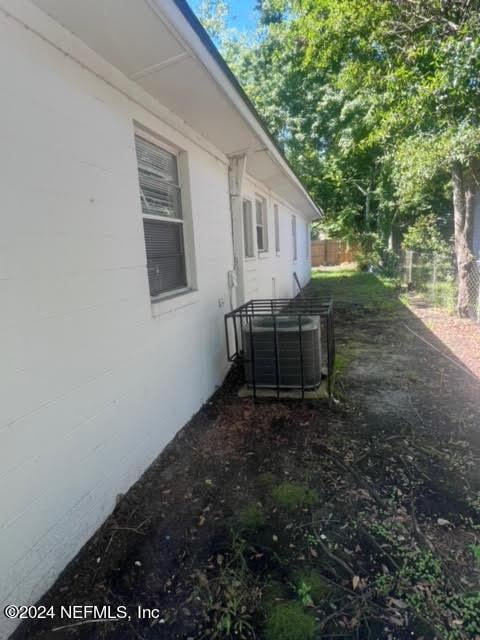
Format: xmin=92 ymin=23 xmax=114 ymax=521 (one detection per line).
xmin=227 ymin=153 xmax=247 ymax=309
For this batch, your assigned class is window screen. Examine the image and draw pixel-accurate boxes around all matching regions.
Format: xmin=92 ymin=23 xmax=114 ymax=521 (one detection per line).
xmin=135 ymin=134 xmax=187 ymax=297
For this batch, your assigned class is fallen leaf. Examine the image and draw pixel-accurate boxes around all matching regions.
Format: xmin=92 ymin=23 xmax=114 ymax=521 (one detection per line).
xmin=352 ymin=575 xmax=360 ymax=590
xmin=388 ymin=597 xmax=408 ymax=609
xmin=437 ymin=518 xmax=452 ymax=526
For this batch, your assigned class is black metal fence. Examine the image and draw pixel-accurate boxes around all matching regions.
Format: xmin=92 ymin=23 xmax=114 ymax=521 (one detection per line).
xmin=224 ymin=298 xmax=335 ymax=400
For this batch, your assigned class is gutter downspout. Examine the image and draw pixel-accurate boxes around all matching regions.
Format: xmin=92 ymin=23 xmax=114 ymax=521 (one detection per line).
xmin=227 ymin=154 xmax=247 ymax=309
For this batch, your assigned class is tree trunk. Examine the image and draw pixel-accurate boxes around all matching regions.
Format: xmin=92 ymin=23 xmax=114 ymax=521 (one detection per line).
xmin=452 ymin=159 xmax=478 ymax=317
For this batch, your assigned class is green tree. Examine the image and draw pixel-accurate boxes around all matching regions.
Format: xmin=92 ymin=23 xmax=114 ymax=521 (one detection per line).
xmin=200 ymin=0 xmax=480 ymax=315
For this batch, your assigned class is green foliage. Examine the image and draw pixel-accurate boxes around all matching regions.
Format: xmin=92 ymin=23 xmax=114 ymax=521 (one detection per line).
xmin=196 ymin=0 xmax=229 ymax=43
xmin=374 ymin=572 xmax=395 ymax=597
xmin=443 ymin=592 xmax=480 ymax=638
xmin=355 ymin=233 xmax=400 ymax=276
xmin=195 ymin=565 xmax=259 ymax=639
xmin=198 ymin=0 xmax=480 ymax=290
xmin=333 ymin=353 xmax=349 ymax=377
xmin=293 ymin=570 xmax=330 ymax=604
xmin=237 ymin=503 xmax=266 ymax=531
xmin=470 ymin=544 xmax=480 ymax=565
xmin=258 ymin=471 xmax=277 ymax=489
xmin=271 ymin=482 xmax=319 ymax=510
xmin=402 ymin=214 xmax=450 ymax=255
xmin=311 ymin=269 xmax=401 ymax=311
xmin=399 ymin=550 xmax=443 ymax=585
xmin=294 ymin=580 xmax=313 ymax=606
xmin=263 ymin=602 xmax=317 ymax=640
xmin=194 ymin=532 xmax=260 ymax=639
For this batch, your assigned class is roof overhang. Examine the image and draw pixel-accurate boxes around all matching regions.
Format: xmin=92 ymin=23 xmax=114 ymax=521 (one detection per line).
xmin=30 ymin=0 xmax=322 ymax=219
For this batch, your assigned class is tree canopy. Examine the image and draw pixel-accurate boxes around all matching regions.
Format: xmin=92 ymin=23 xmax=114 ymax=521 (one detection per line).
xmin=199 ymin=0 xmax=480 ymax=312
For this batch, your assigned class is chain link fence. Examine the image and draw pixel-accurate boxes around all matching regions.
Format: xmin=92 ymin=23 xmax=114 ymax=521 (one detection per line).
xmin=468 ymin=259 xmax=480 ymax=321
xmin=398 ymin=250 xmax=480 ymax=322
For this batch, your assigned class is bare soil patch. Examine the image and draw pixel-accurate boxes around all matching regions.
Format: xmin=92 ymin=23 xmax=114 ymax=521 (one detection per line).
xmin=407 ymin=298 xmax=480 ymax=380
xmin=12 ymin=273 xmax=480 ymax=640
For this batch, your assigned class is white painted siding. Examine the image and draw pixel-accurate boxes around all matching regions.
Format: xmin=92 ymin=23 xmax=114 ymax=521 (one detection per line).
xmin=0 ymin=4 xmax=313 ymax=636
xmin=241 ymin=175 xmax=312 ymax=301
xmin=0 ymin=10 xmax=234 ymax=636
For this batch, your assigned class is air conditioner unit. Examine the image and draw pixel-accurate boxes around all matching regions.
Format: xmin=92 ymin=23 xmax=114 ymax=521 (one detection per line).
xmin=243 ymin=315 xmax=322 ymax=389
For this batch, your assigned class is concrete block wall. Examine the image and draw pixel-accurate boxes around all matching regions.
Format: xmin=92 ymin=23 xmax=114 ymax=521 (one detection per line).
xmin=0 ymin=3 xmax=313 ymax=636
xmin=242 ymin=175 xmax=312 ymax=301
xmin=0 ymin=7 xmax=233 ymax=636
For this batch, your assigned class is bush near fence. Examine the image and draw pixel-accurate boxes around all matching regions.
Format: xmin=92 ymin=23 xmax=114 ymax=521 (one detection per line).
xmin=311 ymin=239 xmax=358 ymax=267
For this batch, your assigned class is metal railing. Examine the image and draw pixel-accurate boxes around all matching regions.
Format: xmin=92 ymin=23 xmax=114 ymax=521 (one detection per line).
xmin=224 ymin=297 xmax=335 ymax=400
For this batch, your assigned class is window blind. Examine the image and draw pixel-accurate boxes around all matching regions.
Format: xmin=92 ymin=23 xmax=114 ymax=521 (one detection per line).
xmin=135 ymin=135 xmax=182 ymax=220
xmin=135 ymin=134 xmax=187 ymax=297
xmin=143 ymin=219 xmax=187 ymax=296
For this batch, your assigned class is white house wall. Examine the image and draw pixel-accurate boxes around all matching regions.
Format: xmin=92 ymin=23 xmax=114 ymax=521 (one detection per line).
xmin=0 ymin=3 xmax=313 ymax=636
xmin=241 ymin=175 xmax=312 ymax=301
xmin=0 ymin=9 xmax=236 ymax=636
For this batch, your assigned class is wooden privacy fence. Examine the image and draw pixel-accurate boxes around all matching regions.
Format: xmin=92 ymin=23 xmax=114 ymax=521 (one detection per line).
xmin=311 ymin=239 xmax=358 ymax=267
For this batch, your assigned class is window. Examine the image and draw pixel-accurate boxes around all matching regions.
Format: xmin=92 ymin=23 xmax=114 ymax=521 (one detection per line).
xmin=274 ymin=204 xmax=280 ymax=254
xmin=135 ymin=134 xmax=188 ymax=298
xmin=292 ymin=215 xmax=297 ymax=261
xmin=243 ymin=199 xmax=254 ymax=258
xmin=255 ymin=197 xmax=268 ymax=252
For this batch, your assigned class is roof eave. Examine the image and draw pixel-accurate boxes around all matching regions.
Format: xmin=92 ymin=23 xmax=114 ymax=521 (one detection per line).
xmin=168 ymin=0 xmax=323 ymax=219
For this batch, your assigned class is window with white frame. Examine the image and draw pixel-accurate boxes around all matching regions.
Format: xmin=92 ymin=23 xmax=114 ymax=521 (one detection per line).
xmin=274 ymin=204 xmax=280 ymax=254
xmin=135 ymin=134 xmax=188 ymax=298
xmin=243 ymin=199 xmax=254 ymax=258
xmin=292 ymin=215 xmax=297 ymax=261
xmin=255 ymin=197 xmax=268 ymax=252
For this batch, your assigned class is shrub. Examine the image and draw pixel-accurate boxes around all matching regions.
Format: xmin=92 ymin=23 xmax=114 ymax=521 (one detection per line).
xmin=271 ymin=483 xmax=319 ymax=511
xmin=264 ymin=602 xmax=317 ymax=640
xmin=294 ymin=570 xmax=330 ymax=604
xmin=402 ymin=214 xmax=450 ymax=255
xmin=258 ymin=472 xmax=277 ymax=490
xmin=237 ymin=503 xmax=266 ymax=531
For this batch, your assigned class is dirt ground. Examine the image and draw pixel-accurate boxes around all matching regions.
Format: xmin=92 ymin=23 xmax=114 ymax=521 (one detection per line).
xmin=12 ymin=272 xmax=480 ymax=640
xmin=407 ymin=298 xmax=480 ymax=380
